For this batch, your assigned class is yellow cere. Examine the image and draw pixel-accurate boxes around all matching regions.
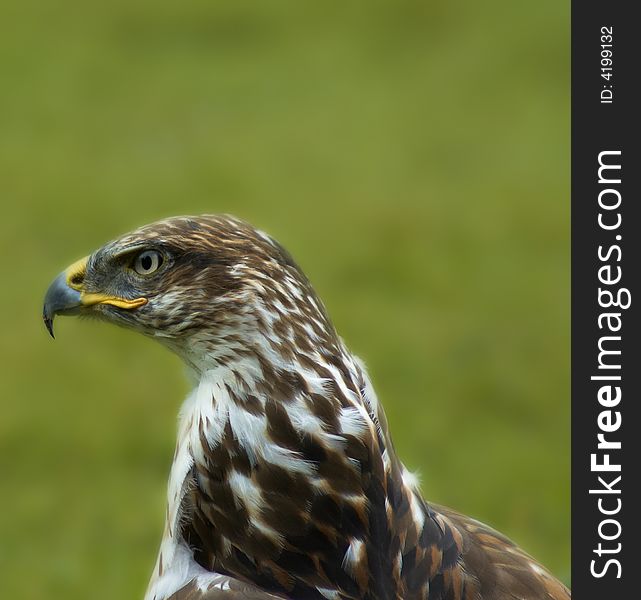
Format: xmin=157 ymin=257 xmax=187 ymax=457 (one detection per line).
xmin=65 ymin=256 xmax=147 ymax=310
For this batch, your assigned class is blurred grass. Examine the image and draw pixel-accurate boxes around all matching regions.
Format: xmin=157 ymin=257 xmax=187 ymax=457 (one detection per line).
xmin=0 ymin=1 xmax=569 ymax=597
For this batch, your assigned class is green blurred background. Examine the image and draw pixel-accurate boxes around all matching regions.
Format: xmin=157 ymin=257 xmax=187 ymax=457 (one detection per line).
xmin=0 ymin=1 xmax=569 ymax=597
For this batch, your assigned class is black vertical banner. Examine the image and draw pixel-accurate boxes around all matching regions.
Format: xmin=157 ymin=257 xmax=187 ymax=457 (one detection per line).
xmin=572 ymin=2 xmax=641 ymax=599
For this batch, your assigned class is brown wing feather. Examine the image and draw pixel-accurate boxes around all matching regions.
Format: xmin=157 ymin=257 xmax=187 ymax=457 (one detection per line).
xmin=431 ymin=505 xmax=570 ymax=600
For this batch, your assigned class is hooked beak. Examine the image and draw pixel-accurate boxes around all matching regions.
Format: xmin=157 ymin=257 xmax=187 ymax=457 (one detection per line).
xmin=43 ymin=257 xmax=147 ymax=338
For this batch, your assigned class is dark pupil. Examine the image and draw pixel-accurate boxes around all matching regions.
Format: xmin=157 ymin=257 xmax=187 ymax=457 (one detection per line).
xmin=141 ymin=254 xmax=153 ymax=271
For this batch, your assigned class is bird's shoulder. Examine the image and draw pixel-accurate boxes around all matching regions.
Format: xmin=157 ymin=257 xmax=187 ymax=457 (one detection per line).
xmin=428 ymin=504 xmax=570 ymax=600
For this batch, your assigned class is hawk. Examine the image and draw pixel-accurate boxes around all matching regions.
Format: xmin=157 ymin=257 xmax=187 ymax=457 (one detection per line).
xmin=43 ymin=215 xmax=570 ymax=600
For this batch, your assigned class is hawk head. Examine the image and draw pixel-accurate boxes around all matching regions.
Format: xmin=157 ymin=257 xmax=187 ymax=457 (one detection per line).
xmin=43 ymin=214 xmax=336 ymax=370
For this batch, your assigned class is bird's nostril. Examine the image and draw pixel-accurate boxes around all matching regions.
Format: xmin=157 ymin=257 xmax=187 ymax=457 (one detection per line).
xmin=70 ymin=272 xmax=84 ymax=286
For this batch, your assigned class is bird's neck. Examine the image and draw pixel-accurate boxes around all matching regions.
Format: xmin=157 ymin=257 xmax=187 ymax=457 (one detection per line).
xmin=172 ymin=333 xmax=435 ymax=599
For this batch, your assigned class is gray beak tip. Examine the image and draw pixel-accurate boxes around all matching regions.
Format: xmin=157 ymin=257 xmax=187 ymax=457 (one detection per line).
xmin=43 ymin=313 xmax=55 ymax=339
xmin=43 ymin=271 xmax=83 ymax=339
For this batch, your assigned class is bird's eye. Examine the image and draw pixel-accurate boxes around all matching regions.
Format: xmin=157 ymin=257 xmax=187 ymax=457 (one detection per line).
xmin=133 ymin=250 xmax=163 ymax=275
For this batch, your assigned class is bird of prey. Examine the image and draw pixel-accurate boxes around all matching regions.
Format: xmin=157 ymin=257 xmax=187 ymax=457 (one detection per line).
xmin=43 ymin=215 xmax=570 ymax=600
